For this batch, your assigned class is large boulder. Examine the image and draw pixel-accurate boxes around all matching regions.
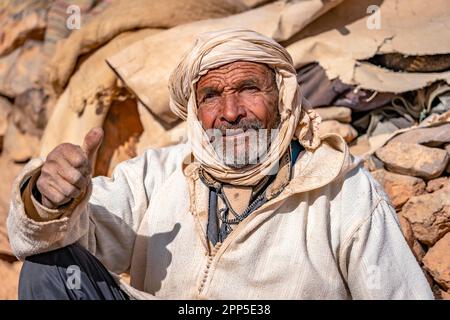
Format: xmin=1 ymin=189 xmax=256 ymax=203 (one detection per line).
xmin=423 ymin=232 xmax=450 ymax=291
xmin=375 ymin=142 xmax=449 ymax=180
xmin=371 ymin=169 xmax=426 ymax=209
xmin=401 ymin=184 xmax=450 ymax=246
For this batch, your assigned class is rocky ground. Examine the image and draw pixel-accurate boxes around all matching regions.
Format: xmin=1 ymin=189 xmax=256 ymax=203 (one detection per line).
xmin=367 ymin=127 xmax=450 ymax=299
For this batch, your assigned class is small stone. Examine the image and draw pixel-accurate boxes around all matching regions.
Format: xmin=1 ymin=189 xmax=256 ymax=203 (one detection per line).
xmin=314 ymin=106 xmax=352 ymax=123
xmin=402 ymin=184 xmax=450 ymax=246
xmin=351 ymin=133 xmax=395 ymax=157
xmin=375 ymin=142 xmax=449 ymax=180
xmin=423 ymin=232 xmax=450 ymax=291
xmin=319 ymin=120 xmax=358 ymax=143
xmin=427 ymin=177 xmax=449 ymax=193
xmin=372 ymin=169 xmax=425 ymax=209
xmin=387 ymin=123 xmax=450 ymax=148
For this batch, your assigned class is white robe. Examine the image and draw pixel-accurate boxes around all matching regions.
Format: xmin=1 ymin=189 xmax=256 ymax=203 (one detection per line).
xmin=7 ymin=134 xmax=434 ymax=299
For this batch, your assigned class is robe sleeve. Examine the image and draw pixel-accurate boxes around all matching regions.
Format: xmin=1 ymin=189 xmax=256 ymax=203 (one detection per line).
xmin=7 ymin=145 xmax=184 ymax=275
xmin=344 ymin=196 xmax=434 ymax=299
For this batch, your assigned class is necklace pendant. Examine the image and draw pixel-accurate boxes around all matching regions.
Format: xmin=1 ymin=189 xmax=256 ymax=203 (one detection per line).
xmin=219 ymin=221 xmax=233 ymax=243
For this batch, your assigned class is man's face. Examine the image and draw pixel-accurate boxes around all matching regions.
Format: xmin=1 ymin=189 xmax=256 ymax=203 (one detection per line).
xmin=196 ymin=61 xmax=280 ymax=168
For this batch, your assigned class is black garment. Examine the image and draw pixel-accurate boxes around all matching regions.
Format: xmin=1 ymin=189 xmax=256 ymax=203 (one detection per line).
xmin=19 ymin=243 xmax=129 ymax=300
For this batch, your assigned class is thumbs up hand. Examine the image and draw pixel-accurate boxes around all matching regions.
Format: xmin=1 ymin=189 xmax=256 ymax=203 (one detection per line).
xmin=36 ymin=127 xmax=104 ymax=209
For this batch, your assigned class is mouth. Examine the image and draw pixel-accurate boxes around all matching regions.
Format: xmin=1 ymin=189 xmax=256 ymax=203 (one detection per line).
xmin=208 ymin=119 xmax=266 ymax=144
xmin=209 ymin=129 xmax=251 ymax=144
xmin=222 ymin=129 xmax=248 ymax=137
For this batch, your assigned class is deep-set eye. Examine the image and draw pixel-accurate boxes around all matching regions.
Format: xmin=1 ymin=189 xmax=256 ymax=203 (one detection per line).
xmin=202 ymin=92 xmax=219 ymax=103
xmin=241 ymin=85 xmax=259 ymax=92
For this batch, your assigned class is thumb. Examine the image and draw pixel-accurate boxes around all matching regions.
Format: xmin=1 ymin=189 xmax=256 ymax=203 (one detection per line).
xmin=82 ymin=127 xmax=104 ymax=173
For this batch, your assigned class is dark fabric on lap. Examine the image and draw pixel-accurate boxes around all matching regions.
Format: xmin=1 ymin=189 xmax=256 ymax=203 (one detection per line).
xmin=19 ymin=243 xmax=129 ymax=300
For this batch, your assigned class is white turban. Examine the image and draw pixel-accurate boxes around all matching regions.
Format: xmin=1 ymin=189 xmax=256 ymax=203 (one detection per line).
xmin=169 ymin=28 xmax=321 ymax=186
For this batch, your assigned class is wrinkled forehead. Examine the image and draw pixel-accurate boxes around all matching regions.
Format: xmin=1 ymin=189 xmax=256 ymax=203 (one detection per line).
xmin=195 ymin=61 xmax=276 ymax=89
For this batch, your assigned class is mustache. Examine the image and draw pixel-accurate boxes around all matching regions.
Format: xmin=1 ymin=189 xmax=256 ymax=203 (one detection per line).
xmin=214 ymin=119 xmax=264 ymax=136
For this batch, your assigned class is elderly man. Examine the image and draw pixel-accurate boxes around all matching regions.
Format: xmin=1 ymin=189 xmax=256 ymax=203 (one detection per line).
xmin=8 ymin=29 xmax=432 ymax=300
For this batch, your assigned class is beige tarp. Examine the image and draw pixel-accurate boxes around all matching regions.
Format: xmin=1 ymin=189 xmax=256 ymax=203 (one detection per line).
xmin=39 ymin=0 xmax=449 ymax=164
xmin=39 ymin=0 xmax=275 ymax=157
xmin=286 ymin=0 xmax=450 ymax=93
xmin=106 ymin=0 xmax=344 ymax=124
xmin=65 ymin=29 xmax=161 ymax=115
xmin=39 ymin=0 xmax=343 ymax=157
xmin=47 ymin=0 xmax=271 ymax=95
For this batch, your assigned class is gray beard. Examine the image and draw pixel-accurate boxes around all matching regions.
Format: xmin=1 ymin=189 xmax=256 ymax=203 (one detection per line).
xmin=209 ymin=127 xmax=278 ymax=169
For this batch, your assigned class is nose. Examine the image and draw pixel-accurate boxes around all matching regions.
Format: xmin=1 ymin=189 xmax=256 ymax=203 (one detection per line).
xmin=220 ymin=93 xmax=246 ymax=123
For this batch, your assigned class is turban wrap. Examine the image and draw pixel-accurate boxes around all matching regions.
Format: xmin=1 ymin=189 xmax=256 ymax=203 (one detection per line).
xmin=169 ymin=29 xmax=321 ymax=186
